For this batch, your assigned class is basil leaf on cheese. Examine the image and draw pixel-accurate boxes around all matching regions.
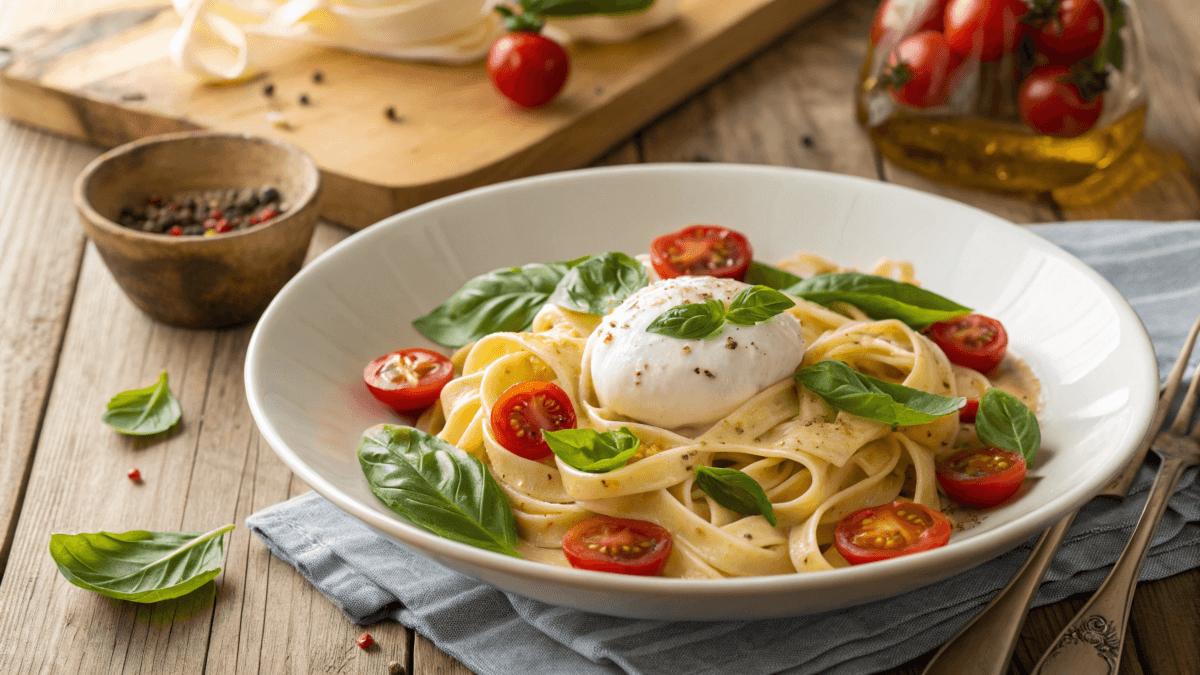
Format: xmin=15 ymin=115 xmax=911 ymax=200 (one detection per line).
xmin=785 ymin=272 xmax=971 ymax=329
xmin=543 ymin=427 xmax=640 ymax=473
xmin=975 ymin=388 xmax=1041 ymax=464
xmin=795 ymin=360 xmax=965 ymax=426
xmin=694 ymin=466 xmax=777 ymax=526
xmin=358 ymin=424 xmax=521 ymax=557
xmin=744 ymin=261 xmax=803 ymax=291
xmin=646 ymin=298 xmax=727 ymax=340
xmin=413 ymin=259 xmax=583 ymax=348
xmin=726 ymin=285 xmax=795 ymax=327
xmin=548 ymin=252 xmax=648 ymax=316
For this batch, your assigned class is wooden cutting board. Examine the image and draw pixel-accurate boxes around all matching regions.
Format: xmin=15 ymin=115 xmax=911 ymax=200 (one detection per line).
xmin=0 ymin=0 xmax=841 ymax=229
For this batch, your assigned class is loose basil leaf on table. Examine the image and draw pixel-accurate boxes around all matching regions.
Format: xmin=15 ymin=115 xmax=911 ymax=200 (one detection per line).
xmin=358 ymin=424 xmax=521 ymax=558
xmin=525 ymin=0 xmax=655 ymax=17
xmin=49 ymin=525 xmax=234 ymax=603
xmin=726 ymin=285 xmax=796 ymax=326
xmin=975 ymin=388 xmax=1041 ymax=464
xmin=795 ymin=360 xmax=965 ymax=426
xmin=784 ymin=272 xmax=971 ymax=329
xmin=744 ymin=261 xmax=803 ymax=291
xmin=101 ymin=371 xmax=182 ymax=436
xmin=646 ymin=298 xmax=727 ymax=340
xmin=693 ymin=466 xmax=777 ymax=526
xmin=548 ymin=252 xmax=649 ymax=316
xmin=413 ymin=259 xmax=583 ymax=348
xmin=543 ymin=427 xmax=640 ymax=473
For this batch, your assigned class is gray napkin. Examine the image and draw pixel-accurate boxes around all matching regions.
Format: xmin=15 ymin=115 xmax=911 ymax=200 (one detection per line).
xmin=248 ymin=220 xmax=1200 ymax=675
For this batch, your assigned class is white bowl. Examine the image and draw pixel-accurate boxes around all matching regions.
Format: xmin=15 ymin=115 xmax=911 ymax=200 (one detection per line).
xmin=245 ymin=164 xmax=1158 ymax=620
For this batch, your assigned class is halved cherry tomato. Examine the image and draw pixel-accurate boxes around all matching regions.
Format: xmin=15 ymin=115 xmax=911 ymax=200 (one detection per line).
xmin=835 ymin=501 xmax=951 ymax=565
xmin=363 ymin=348 xmax=454 ymax=413
xmin=490 ymin=381 xmax=576 ymax=460
xmin=943 ymin=0 xmax=1029 ymax=61
xmin=871 ymin=0 xmax=950 ymax=46
xmin=926 ymin=314 xmax=1008 ymax=373
xmin=1018 ymin=65 xmax=1103 ymax=137
xmin=937 ymin=447 xmax=1026 ymax=508
xmin=959 ymin=398 xmax=980 ymax=423
xmin=561 ymin=516 xmax=672 ymax=576
xmin=883 ymin=31 xmax=964 ymax=108
xmin=649 ymin=225 xmax=753 ymax=281
xmin=1031 ymin=0 xmax=1106 ymax=63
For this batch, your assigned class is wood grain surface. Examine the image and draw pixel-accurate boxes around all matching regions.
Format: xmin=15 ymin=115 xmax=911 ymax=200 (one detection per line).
xmin=0 ymin=0 xmax=1198 ymax=674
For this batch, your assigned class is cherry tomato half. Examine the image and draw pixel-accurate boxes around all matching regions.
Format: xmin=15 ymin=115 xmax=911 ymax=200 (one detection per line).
xmin=561 ymin=516 xmax=673 ymax=576
xmin=937 ymin=447 xmax=1026 ymax=508
xmin=834 ymin=501 xmax=952 ymax=565
xmin=944 ymin=0 xmax=1029 ymax=61
xmin=959 ymin=398 xmax=980 ymax=423
xmin=649 ymin=225 xmax=753 ymax=281
xmin=490 ymin=381 xmax=577 ymax=460
xmin=1018 ymin=65 xmax=1103 ymax=137
xmin=363 ymin=348 xmax=454 ymax=413
xmin=883 ymin=31 xmax=964 ymax=108
xmin=487 ymin=32 xmax=570 ymax=109
xmin=871 ymin=0 xmax=950 ymax=46
xmin=1033 ymin=0 xmax=1106 ymax=64
xmin=926 ymin=314 xmax=1008 ymax=373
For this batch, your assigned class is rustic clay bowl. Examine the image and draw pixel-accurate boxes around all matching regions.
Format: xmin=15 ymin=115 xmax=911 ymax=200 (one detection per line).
xmin=74 ymin=131 xmax=321 ymax=328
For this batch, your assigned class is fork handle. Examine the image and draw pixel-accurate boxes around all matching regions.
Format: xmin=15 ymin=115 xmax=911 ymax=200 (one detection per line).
xmin=921 ymin=513 xmax=1076 ymax=675
xmin=1031 ymin=456 xmax=1191 ymax=675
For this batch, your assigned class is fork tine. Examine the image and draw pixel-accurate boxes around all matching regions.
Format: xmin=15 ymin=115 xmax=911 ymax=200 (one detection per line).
xmin=1167 ymin=313 xmax=1200 ymax=436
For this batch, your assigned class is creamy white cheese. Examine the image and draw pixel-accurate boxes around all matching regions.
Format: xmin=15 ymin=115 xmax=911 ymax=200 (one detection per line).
xmin=587 ymin=276 xmax=805 ymax=430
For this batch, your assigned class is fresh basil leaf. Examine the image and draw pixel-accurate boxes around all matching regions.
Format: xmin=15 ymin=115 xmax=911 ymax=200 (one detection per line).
xmin=795 ymin=360 xmax=965 ymax=426
xmin=358 ymin=424 xmax=521 ymax=557
xmin=646 ymin=298 xmax=726 ymax=340
xmin=543 ymin=427 xmax=640 ymax=473
xmin=413 ymin=259 xmax=583 ymax=348
xmin=49 ymin=525 xmax=233 ymax=603
xmin=975 ymin=388 xmax=1041 ymax=464
xmin=785 ymin=272 xmax=971 ymax=329
xmin=548 ymin=252 xmax=648 ymax=316
xmin=726 ymin=285 xmax=796 ymax=326
xmin=744 ymin=261 xmax=803 ymax=290
xmin=525 ymin=0 xmax=655 ymax=18
xmin=694 ymin=466 xmax=777 ymax=526
xmin=101 ymin=371 xmax=182 ymax=436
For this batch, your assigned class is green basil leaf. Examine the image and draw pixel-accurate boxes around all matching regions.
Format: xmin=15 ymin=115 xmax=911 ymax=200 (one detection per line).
xmin=358 ymin=424 xmax=521 ymax=557
xmin=795 ymin=360 xmax=965 ymax=426
xmin=744 ymin=261 xmax=803 ymax=290
xmin=543 ymin=427 xmax=640 ymax=473
xmin=693 ymin=466 xmax=777 ymax=526
xmin=413 ymin=259 xmax=583 ymax=348
xmin=645 ymin=298 xmax=726 ymax=340
xmin=726 ymin=285 xmax=796 ymax=326
xmin=49 ymin=525 xmax=233 ymax=603
xmin=785 ymin=272 xmax=971 ymax=329
xmin=975 ymin=388 xmax=1041 ymax=464
xmin=548 ymin=252 xmax=649 ymax=316
xmin=525 ymin=0 xmax=655 ymax=18
xmin=101 ymin=371 xmax=182 ymax=436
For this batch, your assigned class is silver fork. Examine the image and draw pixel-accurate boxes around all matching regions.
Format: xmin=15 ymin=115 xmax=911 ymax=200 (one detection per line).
xmin=920 ymin=313 xmax=1200 ymax=675
xmin=1030 ymin=326 xmax=1200 ymax=675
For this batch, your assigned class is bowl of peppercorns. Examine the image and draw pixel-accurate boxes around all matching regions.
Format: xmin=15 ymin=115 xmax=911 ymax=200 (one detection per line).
xmin=74 ymin=131 xmax=321 ymax=328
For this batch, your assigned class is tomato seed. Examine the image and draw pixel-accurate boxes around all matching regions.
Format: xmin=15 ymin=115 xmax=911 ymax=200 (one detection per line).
xmin=128 ymin=468 xmax=141 ymax=482
xmin=356 ymin=633 xmax=373 ymax=649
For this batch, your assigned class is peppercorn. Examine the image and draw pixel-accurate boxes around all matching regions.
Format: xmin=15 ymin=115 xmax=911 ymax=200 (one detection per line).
xmin=264 ymin=83 xmax=275 ymax=96
xmin=312 ymin=70 xmax=324 ymax=84
xmin=298 ymin=93 xmax=310 ymax=106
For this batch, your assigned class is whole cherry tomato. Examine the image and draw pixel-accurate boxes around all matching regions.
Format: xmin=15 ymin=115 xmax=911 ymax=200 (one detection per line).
xmin=944 ymin=0 xmax=1030 ymax=61
xmin=926 ymin=314 xmax=1008 ymax=373
xmin=871 ymin=0 xmax=951 ymax=46
xmin=561 ymin=516 xmax=673 ymax=576
xmin=363 ymin=348 xmax=454 ymax=413
xmin=1018 ymin=65 xmax=1104 ymax=137
xmin=1031 ymin=0 xmax=1107 ymax=63
xmin=487 ymin=31 xmax=570 ymax=108
xmin=883 ymin=31 xmax=963 ymax=108
xmin=937 ymin=447 xmax=1027 ymax=508
xmin=834 ymin=501 xmax=951 ymax=565
xmin=649 ymin=225 xmax=753 ymax=281
xmin=490 ymin=381 xmax=577 ymax=460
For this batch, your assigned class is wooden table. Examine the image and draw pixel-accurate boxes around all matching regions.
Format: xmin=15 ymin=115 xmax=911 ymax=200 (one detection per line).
xmin=1 ymin=0 xmax=1198 ymax=673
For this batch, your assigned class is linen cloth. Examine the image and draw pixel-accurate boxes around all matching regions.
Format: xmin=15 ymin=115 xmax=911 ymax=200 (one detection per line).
xmin=248 ymin=220 xmax=1200 ymax=675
